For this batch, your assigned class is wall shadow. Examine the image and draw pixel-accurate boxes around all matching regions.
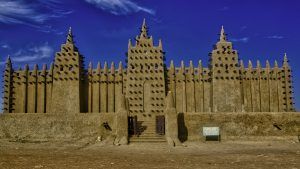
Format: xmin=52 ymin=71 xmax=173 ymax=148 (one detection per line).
xmin=177 ymin=112 xmax=188 ymax=142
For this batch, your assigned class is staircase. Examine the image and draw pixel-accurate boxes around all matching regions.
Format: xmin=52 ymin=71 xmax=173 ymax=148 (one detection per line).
xmin=129 ymin=119 xmax=166 ymax=143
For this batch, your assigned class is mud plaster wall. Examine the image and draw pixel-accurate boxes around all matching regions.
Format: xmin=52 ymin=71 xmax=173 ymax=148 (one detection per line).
xmin=178 ymin=112 xmax=300 ymax=141
xmin=0 ymin=113 xmax=115 ymax=141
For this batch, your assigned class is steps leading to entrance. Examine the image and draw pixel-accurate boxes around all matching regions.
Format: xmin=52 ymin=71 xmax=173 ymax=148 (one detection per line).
xmin=129 ymin=135 xmax=166 ymax=143
xmin=129 ymin=119 xmax=166 ymax=143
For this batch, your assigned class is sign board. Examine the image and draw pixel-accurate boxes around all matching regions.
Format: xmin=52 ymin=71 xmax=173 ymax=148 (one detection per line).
xmin=202 ymin=127 xmax=220 ymax=136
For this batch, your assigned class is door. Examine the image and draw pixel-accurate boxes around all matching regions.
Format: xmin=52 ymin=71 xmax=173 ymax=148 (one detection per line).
xmin=128 ymin=116 xmax=138 ymax=136
xmin=156 ymin=115 xmax=165 ymax=135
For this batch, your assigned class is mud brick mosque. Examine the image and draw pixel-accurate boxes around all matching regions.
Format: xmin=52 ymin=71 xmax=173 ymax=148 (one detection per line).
xmin=2 ymin=19 xmax=295 ymax=141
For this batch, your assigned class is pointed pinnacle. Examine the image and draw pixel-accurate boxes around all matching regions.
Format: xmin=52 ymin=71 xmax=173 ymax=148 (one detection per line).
xmin=104 ymin=62 xmax=108 ymax=73
xmin=24 ymin=64 xmax=29 ymax=70
xmin=198 ymin=60 xmax=202 ymax=68
xmin=6 ymin=55 xmax=11 ymax=64
xmin=240 ymin=60 xmax=244 ymax=68
xmin=110 ymin=62 xmax=115 ymax=73
xmin=128 ymin=39 xmax=132 ymax=48
xmin=97 ymin=62 xmax=101 ymax=74
xmin=34 ymin=64 xmax=38 ymax=71
xmin=42 ymin=64 xmax=47 ymax=70
xmin=257 ymin=60 xmax=261 ymax=68
xmin=219 ymin=25 xmax=227 ymax=42
xmin=274 ymin=60 xmax=278 ymax=68
xmin=266 ymin=60 xmax=270 ymax=68
xmin=248 ymin=60 xmax=252 ymax=68
xmin=142 ymin=18 xmax=146 ymax=27
xmin=284 ymin=53 xmax=288 ymax=62
xmin=181 ymin=60 xmax=185 ymax=69
xmin=66 ymin=27 xmax=73 ymax=44
xmin=170 ymin=60 xmax=174 ymax=69
xmin=158 ymin=39 xmax=162 ymax=48
xmin=140 ymin=18 xmax=148 ymax=39
xmin=88 ymin=62 xmax=93 ymax=70
xmin=118 ymin=62 xmax=123 ymax=75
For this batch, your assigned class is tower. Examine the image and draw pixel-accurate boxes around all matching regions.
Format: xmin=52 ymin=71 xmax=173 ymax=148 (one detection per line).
xmin=126 ymin=19 xmax=166 ymax=115
xmin=2 ymin=56 xmax=13 ymax=113
xmin=50 ymin=27 xmax=85 ymax=113
xmin=210 ymin=26 xmax=242 ymax=112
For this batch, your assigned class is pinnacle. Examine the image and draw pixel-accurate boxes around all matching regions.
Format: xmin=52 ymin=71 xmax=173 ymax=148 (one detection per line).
xmin=66 ymin=27 xmax=74 ymax=44
xmin=140 ymin=18 xmax=148 ymax=39
xmin=219 ymin=25 xmax=227 ymax=42
xmin=284 ymin=53 xmax=288 ymax=62
xmin=6 ymin=55 xmax=11 ymax=64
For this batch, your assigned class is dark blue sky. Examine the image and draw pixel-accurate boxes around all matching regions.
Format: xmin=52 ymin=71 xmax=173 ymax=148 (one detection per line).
xmin=0 ymin=0 xmax=299 ymax=111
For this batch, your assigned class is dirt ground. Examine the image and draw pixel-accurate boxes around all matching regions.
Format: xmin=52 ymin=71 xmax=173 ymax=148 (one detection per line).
xmin=0 ymin=139 xmax=299 ymax=169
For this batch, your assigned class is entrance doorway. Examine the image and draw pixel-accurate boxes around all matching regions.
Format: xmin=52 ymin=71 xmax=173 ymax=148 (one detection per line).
xmin=128 ymin=116 xmax=138 ymax=136
xmin=156 ymin=115 xmax=165 ymax=135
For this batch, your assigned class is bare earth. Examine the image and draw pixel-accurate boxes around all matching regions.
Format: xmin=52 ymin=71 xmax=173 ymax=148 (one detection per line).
xmin=0 ymin=139 xmax=299 ymax=169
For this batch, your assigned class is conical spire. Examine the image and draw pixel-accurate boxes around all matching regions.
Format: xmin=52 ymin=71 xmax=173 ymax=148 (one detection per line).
xmin=6 ymin=55 xmax=11 ymax=65
xmin=104 ymin=62 xmax=108 ymax=74
xmin=42 ymin=64 xmax=47 ymax=71
xmin=128 ymin=39 xmax=132 ymax=48
xmin=198 ymin=60 xmax=202 ymax=69
xmin=88 ymin=62 xmax=93 ymax=71
xmin=248 ymin=60 xmax=252 ymax=69
xmin=140 ymin=18 xmax=148 ymax=39
xmin=33 ymin=64 xmax=38 ymax=71
xmin=158 ymin=39 xmax=162 ymax=48
xmin=110 ymin=62 xmax=115 ymax=74
xmin=274 ymin=60 xmax=278 ymax=68
xmin=283 ymin=53 xmax=289 ymax=67
xmin=240 ymin=60 xmax=244 ymax=69
xmin=219 ymin=25 xmax=227 ymax=42
xmin=189 ymin=60 xmax=194 ymax=73
xmin=266 ymin=60 xmax=270 ymax=69
xmin=97 ymin=62 xmax=101 ymax=74
xmin=5 ymin=56 xmax=12 ymax=70
xmin=24 ymin=64 xmax=29 ymax=71
xmin=66 ymin=27 xmax=74 ymax=44
xmin=257 ymin=60 xmax=261 ymax=69
xmin=118 ymin=61 xmax=123 ymax=75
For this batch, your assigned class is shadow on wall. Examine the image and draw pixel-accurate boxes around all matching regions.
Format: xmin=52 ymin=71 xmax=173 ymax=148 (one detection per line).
xmin=178 ymin=112 xmax=188 ymax=142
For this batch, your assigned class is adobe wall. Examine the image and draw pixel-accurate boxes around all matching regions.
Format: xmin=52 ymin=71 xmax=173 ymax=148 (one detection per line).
xmin=0 ymin=113 xmax=115 ymax=141
xmin=178 ymin=112 xmax=300 ymax=141
xmin=0 ymin=112 xmax=299 ymax=142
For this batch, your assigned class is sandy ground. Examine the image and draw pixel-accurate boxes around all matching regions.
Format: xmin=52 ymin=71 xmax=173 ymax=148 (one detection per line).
xmin=0 ymin=139 xmax=299 ymax=169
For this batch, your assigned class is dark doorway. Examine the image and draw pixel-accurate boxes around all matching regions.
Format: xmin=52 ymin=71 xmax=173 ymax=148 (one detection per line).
xmin=128 ymin=116 xmax=138 ymax=136
xmin=156 ymin=115 xmax=165 ymax=135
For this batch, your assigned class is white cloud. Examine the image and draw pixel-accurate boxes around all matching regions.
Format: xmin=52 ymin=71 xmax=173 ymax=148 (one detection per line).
xmin=266 ymin=35 xmax=284 ymax=39
xmin=230 ymin=37 xmax=249 ymax=43
xmin=1 ymin=44 xmax=10 ymax=49
xmin=0 ymin=1 xmax=47 ymax=24
xmin=11 ymin=43 xmax=54 ymax=62
xmin=0 ymin=0 xmax=72 ymax=32
xmin=85 ymin=0 xmax=155 ymax=15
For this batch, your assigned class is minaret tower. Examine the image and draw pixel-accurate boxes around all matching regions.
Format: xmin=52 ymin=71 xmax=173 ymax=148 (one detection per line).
xmin=126 ymin=19 xmax=166 ymax=116
xmin=210 ymin=26 xmax=242 ymax=112
xmin=50 ymin=27 xmax=85 ymax=113
xmin=3 ymin=56 xmax=13 ymax=113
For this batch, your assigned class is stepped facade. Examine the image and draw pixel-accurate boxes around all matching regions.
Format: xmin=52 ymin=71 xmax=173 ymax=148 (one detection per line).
xmin=2 ymin=20 xmax=295 ymax=117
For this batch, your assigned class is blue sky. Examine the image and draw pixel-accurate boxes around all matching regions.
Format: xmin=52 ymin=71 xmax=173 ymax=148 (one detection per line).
xmin=0 ymin=0 xmax=299 ymax=111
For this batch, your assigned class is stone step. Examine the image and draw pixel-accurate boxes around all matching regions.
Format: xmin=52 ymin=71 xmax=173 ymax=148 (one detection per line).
xmin=129 ymin=136 xmax=166 ymax=143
